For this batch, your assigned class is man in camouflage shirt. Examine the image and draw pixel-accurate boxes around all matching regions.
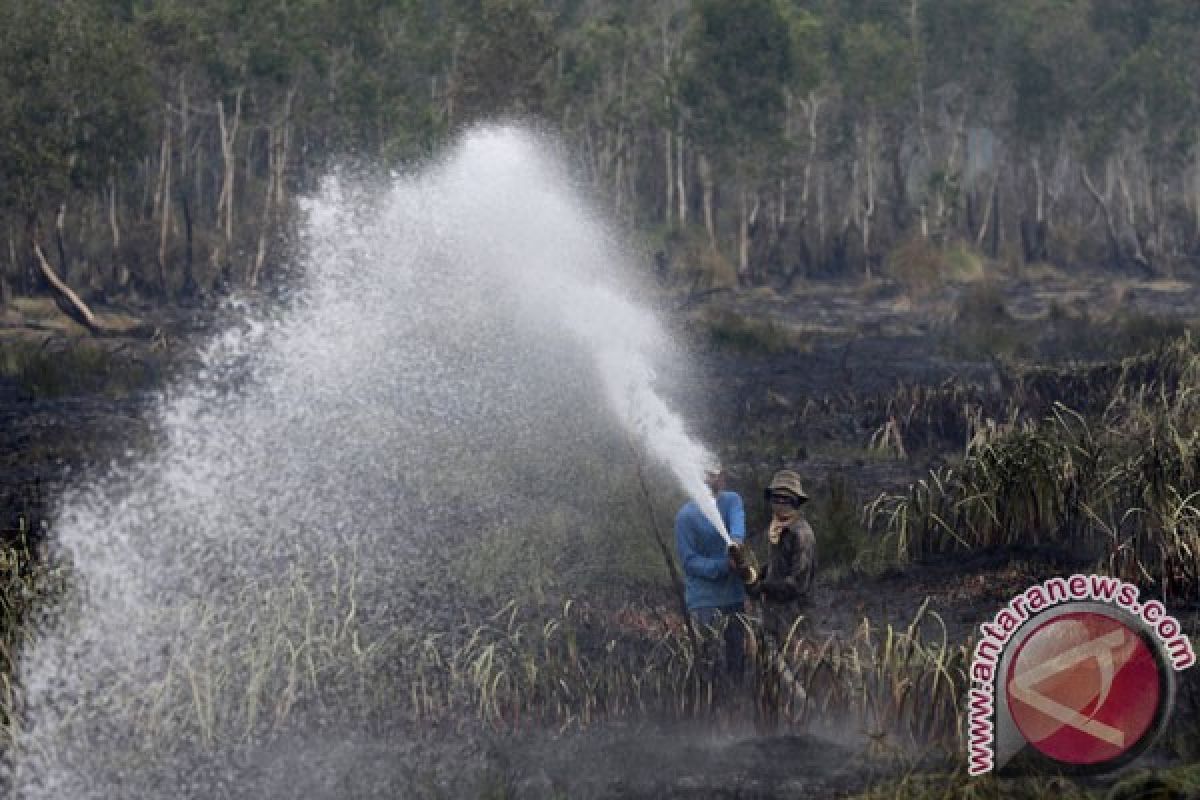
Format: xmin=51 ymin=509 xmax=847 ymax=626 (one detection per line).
xmin=742 ymin=469 xmax=817 ymax=719
xmin=748 ymin=469 xmax=816 ymax=642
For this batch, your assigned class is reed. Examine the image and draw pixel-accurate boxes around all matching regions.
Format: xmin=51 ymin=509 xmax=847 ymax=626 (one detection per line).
xmin=866 ymin=336 xmax=1200 ymax=604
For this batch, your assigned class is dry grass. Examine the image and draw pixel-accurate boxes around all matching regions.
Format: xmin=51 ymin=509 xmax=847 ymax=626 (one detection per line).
xmin=866 ymin=336 xmax=1200 ymax=604
xmin=0 ymin=527 xmax=69 ymax=752
xmin=758 ymin=599 xmax=968 ymax=753
xmin=0 ymin=333 xmax=161 ymax=398
xmin=0 ymin=552 xmax=969 ymax=765
xmin=374 ymin=598 xmax=969 ymax=754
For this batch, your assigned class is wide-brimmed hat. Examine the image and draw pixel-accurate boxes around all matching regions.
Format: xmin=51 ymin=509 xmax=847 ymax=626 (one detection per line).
xmin=765 ymin=469 xmax=809 ymax=504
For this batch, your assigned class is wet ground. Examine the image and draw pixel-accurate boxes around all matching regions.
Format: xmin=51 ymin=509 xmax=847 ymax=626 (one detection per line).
xmin=492 ymin=722 xmax=878 ymax=799
xmin=132 ymin=721 xmax=884 ymax=799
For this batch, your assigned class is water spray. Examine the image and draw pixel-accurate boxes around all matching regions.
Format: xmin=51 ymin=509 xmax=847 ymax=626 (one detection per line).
xmin=14 ymin=124 xmax=732 ymax=797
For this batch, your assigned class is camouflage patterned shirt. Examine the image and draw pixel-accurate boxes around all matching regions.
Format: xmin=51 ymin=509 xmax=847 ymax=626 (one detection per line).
xmin=750 ymin=515 xmax=816 ymax=638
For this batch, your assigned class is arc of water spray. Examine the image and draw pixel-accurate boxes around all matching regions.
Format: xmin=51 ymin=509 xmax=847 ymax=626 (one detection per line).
xmin=12 ymin=125 xmax=736 ymax=798
xmin=579 ymin=299 xmax=731 ymax=546
xmin=526 ymin=263 xmax=733 ymax=546
xmin=438 ymin=126 xmax=731 ymax=543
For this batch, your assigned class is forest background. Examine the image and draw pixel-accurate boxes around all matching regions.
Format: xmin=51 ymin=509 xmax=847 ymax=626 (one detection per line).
xmin=2 ymin=0 xmax=1199 ymax=307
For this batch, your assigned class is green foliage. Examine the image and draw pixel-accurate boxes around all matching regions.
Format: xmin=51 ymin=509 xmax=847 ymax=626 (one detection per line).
xmin=680 ymin=0 xmax=795 ymax=158
xmin=451 ymin=0 xmax=556 ymax=122
xmin=5 ymin=0 xmax=1198 ymax=673
xmin=1005 ymin=0 xmax=1102 ymax=149
xmin=836 ymin=21 xmax=915 ymax=113
xmin=1090 ymin=21 xmax=1200 ymax=165
xmin=3 ymin=0 xmax=1200 ymax=296
xmin=784 ymin=7 xmax=826 ymax=95
xmin=0 ymin=0 xmax=152 ymax=217
xmin=922 ymin=0 xmax=1004 ymax=95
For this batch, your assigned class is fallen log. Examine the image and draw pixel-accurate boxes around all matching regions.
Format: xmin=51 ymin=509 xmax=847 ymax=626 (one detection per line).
xmin=32 ymin=237 xmax=158 ymax=339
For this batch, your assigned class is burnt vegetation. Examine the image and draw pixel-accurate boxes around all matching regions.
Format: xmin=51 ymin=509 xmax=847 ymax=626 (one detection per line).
xmin=2 ymin=1 xmax=1200 ymax=797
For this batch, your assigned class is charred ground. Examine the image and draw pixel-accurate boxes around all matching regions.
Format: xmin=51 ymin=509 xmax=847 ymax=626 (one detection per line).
xmin=2 ymin=274 xmax=1200 ymax=798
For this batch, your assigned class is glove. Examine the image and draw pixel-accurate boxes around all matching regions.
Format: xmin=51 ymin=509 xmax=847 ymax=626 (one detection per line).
xmin=728 ymin=543 xmax=758 ymax=585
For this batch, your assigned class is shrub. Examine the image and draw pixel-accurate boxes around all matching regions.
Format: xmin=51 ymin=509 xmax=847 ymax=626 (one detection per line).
xmin=811 ymin=474 xmax=868 ymax=569
xmin=939 ymin=282 xmax=1026 ymax=360
xmin=695 ymin=308 xmax=807 ymax=355
xmin=0 ymin=335 xmax=158 ymax=398
xmin=884 ymin=237 xmax=984 ymax=295
xmin=666 ymin=225 xmax=738 ymax=290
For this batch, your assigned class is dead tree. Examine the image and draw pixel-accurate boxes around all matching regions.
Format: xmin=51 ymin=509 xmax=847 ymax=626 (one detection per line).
xmin=31 ymin=227 xmax=157 ymax=339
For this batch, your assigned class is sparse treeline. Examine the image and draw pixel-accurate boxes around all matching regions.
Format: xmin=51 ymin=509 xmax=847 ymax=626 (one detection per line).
xmin=2 ymin=0 xmax=1199 ymax=306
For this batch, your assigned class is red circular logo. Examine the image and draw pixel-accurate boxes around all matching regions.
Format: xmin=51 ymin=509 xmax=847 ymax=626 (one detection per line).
xmin=1005 ymin=611 xmax=1161 ymax=766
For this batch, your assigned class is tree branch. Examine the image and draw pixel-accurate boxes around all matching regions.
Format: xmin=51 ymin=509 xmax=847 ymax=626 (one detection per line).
xmin=31 ymin=229 xmax=156 ymax=338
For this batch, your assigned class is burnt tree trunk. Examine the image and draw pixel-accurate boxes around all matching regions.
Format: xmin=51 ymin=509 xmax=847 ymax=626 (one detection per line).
xmin=698 ymin=151 xmax=717 ymax=251
xmin=180 ymin=190 xmax=197 ymax=300
xmin=1082 ymin=165 xmax=1123 ymax=270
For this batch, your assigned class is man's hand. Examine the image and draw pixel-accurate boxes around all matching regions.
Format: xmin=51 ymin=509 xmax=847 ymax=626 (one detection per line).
xmin=728 ymin=543 xmax=758 ymax=585
xmin=768 ymin=519 xmax=788 ymax=545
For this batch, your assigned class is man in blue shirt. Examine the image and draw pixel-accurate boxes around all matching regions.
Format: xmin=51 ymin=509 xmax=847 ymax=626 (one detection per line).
xmin=675 ymin=467 xmax=752 ymax=683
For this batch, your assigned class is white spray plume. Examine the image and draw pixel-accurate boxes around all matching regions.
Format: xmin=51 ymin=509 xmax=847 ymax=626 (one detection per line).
xmin=14 ymin=123 xmax=731 ymax=797
xmin=447 ymin=127 xmax=732 ymax=541
xmin=556 ymin=284 xmax=731 ymax=544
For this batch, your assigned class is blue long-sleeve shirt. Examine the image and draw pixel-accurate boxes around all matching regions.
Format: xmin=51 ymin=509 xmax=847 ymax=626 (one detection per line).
xmin=674 ymin=490 xmax=746 ymax=610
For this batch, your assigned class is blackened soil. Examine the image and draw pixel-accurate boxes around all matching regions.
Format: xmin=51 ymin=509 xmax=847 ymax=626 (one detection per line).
xmin=0 ymin=386 xmax=157 ymax=535
xmin=5 ymin=277 xmax=1200 ymax=798
xmin=493 ymin=723 xmax=878 ymax=799
xmin=0 ymin=304 xmax=215 ymax=541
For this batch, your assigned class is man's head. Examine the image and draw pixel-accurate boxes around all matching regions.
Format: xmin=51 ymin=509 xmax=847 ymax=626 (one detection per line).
xmin=703 ymin=464 xmax=725 ymax=496
xmin=765 ymin=469 xmax=808 ymax=523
